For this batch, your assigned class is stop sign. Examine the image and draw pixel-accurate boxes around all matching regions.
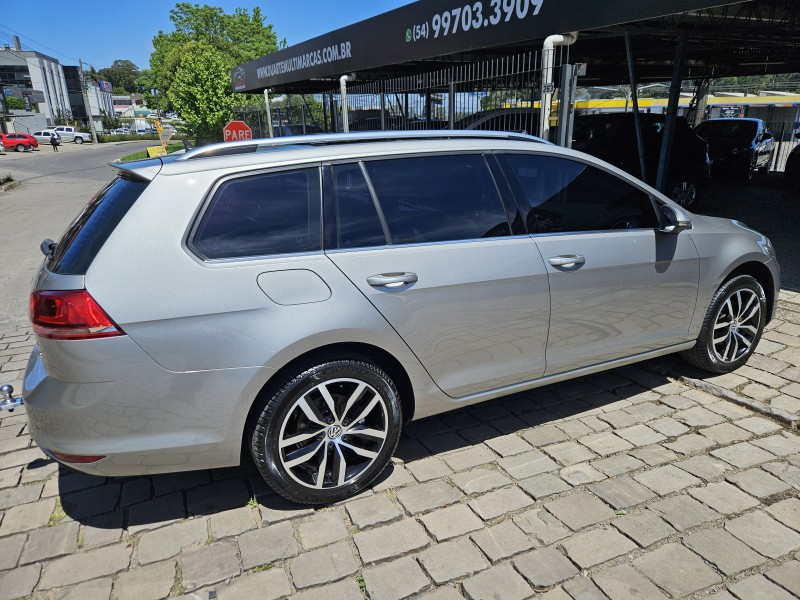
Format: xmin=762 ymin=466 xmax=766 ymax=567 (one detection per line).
xmin=223 ymin=120 xmax=253 ymax=142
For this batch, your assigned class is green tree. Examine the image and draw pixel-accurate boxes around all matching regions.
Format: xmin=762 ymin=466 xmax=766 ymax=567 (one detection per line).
xmin=5 ymin=96 xmax=25 ymax=110
xmin=167 ymin=41 xmax=237 ymax=141
xmin=98 ymin=60 xmax=139 ymax=93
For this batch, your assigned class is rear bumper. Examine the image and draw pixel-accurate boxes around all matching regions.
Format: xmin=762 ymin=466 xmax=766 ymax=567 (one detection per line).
xmin=22 ymin=337 xmax=269 ymax=476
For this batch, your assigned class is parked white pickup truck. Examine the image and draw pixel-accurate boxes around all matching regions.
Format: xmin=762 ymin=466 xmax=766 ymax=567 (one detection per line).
xmin=49 ymin=126 xmax=92 ymax=144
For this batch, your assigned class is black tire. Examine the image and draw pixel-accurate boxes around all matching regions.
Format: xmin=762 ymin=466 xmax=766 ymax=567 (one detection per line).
xmin=250 ymin=358 xmax=402 ymax=505
xmin=75 ymin=137 xmax=84 ymax=144
xmin=14 ymin=144 xmax=23 ymax=152
xmin=681 ymin=274 xmax=767 ymax=374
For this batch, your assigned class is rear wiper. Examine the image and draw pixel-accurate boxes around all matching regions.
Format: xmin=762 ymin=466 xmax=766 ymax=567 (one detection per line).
xmin=40 ymin=239 xmax=56 ymax=258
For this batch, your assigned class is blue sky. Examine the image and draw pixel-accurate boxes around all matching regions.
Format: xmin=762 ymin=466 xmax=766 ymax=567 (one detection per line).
xmin=0 ymin=1 xmax=410 ymax=71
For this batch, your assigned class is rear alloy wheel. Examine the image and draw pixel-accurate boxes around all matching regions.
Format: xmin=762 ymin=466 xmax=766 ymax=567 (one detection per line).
xmin=681 ymin=274 xmax=766 ymax=373
xmin=670 ymin=180 xmax=697 ymax=208
xmin=250 ymin=358 xmax=402 ymax=505
xmin=75 ymin=137 xmax=84 ymax=144
xmin=15 ymin=144 xmax=24 ymax=152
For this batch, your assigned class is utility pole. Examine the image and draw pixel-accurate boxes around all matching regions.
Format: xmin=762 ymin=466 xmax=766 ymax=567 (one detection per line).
xmin=78 ymin=58 xmax=95 ymax=135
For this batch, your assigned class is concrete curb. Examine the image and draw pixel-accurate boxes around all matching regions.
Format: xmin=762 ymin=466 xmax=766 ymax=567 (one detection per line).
xmin=0 ymin=179 xmax=21 ymax=193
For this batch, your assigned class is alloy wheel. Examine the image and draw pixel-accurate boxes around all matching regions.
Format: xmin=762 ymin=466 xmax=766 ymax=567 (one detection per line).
xmin=671 ymin=181 xmax=696 ymax=208
xmin=277 ymin=377 xmax=388 ymax=489
xmin=711 ymin=288 xmax=762 ymax=364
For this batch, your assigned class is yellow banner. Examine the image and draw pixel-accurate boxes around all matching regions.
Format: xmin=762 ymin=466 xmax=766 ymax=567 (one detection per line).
xmin=146 ymin=146 xmax=166 ymax=157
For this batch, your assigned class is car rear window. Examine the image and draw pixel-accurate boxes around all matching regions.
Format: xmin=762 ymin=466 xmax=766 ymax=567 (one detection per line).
xmin=48 ymin=177 xmax=148 ymax=275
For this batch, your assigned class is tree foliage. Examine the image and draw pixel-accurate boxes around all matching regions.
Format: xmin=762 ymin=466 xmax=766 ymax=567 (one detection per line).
xmin=98 ymin=60 xmax=140 ymax=93
xmin=149 ymin=3 xmax=279 ymax=136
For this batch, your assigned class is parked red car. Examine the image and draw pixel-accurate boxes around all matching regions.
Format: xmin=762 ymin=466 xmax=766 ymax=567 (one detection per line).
xmin=0 ymin=133 xmax=34 ymax=152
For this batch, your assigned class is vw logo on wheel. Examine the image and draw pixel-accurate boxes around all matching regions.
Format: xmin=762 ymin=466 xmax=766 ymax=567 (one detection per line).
xmin=327 ymin=424 xmax=343 ymax=439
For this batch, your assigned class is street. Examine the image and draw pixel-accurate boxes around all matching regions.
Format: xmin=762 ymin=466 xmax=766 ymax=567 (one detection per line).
xmin=0 ymin=147 xmax=798 ymax=599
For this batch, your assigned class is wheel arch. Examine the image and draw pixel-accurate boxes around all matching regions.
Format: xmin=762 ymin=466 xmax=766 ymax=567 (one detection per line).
xmin=722 ymin=260 xmax=776 ymax=323
xmin=242 ymin=341 xmax=416 ymax=454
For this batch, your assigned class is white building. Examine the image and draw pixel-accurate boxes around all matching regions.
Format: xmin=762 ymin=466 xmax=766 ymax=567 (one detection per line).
xmin=0 ymin=41 xmax=71 ymax=124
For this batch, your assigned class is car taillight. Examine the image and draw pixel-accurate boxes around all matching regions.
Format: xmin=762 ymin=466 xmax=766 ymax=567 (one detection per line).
xmin=49 ymin=450 xmax=106 ymax=463
xmin=30 ymin=290 xmax=124 ymax=340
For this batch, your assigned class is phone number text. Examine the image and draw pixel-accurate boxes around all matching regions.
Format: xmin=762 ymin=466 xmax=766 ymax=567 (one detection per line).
xmin=409 ymin=0 xmax=545 ymax=42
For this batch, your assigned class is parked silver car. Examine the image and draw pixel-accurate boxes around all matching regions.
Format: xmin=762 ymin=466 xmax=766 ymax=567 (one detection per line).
xmin=12 ymin=131 xmax=779 ymax=505
xmin=32 ymin=130 xmax=61 ymax=146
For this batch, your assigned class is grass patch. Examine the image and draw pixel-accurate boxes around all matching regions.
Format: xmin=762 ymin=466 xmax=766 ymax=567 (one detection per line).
xmin=119 ymin=143 xmax=184 ymax=163
xmin=255 ymin=563 xmax=273 ymax=571
xmin=48 ymin=498 xmax=66 ymax=527
xmin=0 ymin=173 xmax=12 ymax=185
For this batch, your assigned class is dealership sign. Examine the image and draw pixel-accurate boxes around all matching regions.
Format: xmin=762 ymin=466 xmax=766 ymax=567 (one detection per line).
xmin=231 ymin=0 xmax=737 ymax=92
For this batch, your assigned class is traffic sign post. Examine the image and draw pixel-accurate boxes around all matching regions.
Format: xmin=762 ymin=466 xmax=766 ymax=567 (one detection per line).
xmin=223 ymin=120 xmax=253 ymax=142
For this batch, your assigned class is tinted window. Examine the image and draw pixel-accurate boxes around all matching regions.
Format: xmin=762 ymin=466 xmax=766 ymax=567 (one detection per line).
xmin=193 ymin=168 xmax=321 ymax=259
xmin=499 ymin=154 xmax=659 ymax=233
xmin=333 ymin=164 xmax=386 ymax=249
xmin=49 ymin=177 xmax=148 ymax=275
xmin=363 ymin=155 xmax=510 ymax=245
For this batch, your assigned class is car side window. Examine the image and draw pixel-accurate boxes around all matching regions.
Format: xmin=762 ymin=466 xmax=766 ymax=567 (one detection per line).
xmin=192 ymin=167 xmax=321 ymax=260
xmin=362 ymin=154 xmax=510 ymax=245
xmin=332 ymin=164 xmax=387 ymax=249
xmin=498 ymin=154 xmax=660 ymax=234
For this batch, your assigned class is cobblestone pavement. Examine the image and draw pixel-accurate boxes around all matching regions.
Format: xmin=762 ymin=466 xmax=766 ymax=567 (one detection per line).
xmin=0 ymin=176 xmax=798 ymax=599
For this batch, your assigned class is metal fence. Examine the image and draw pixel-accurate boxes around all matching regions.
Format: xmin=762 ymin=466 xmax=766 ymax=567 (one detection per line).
xmin=764 ymin=120 xmax=798 ymax=172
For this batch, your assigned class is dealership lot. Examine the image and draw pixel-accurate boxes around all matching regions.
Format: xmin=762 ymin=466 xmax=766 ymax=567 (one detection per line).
xmin=0 ymin=156 xmax=798 ymax=599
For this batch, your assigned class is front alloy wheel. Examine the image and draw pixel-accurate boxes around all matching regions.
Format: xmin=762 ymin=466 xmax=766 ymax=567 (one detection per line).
xmin=681 ymin=274 xmax=767 ymax=373
xmin=250 ymin=358 xmax=402 ymax=504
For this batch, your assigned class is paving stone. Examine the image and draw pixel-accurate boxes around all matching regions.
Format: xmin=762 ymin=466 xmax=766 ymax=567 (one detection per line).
xmin=420 ymin=504 xmax=484 ymax=541
xmin=522 ymin=424 xmax=570 ymax=447
xmin=37 ymin=577 xmax=113 ymax=600
xmin=752 ymin=433 xmax=800 ymax=457
xmin=61 ymin=483 xmax=121 ymax=520
xmin=556 ymin=419 xmax=595 ymax=439
xmin=648 ymin=417 xmax=690 ymax=437
xmin=470 ymin=520 xmax=533 ymax=562
xmin=39 ymin=543 xmax=132 ymax=589
xmin=0 ymin=480 xmax=42 ymax=510
xmin=345 ymin=494 xmax=402 ymax=529
xmin=597 ymin=410 xmax=641 ymax=429
xmin=208 ymin=506 xmax=257 ymax=540
xmin=0 ymin=497 xmax=54 ymax=535
xmin=537 ymin=587 xmax=572 ymax=600
xmin=518 ymin=472 xmax=571 ymax=499
xmin=561 ymin=527 xmax=637 ymax=568
xmin=711 ymin=442 xmax=775 ymax=469
xmin=238 ymin=521 xmax=299 ymax=570
xmin=513 ymin=508 xmax=571 ymax=546
xmin=417 ymin=585 xmax=466 ymax=600
xmin=543 ymin=441 xmax=597 ymax=466
xmin=151 ymin=471 xmax=210 ymax=497
xmin=418 ymin=537 xmax=488 ymax=584
xmin=726 ymin=510 xmax=800 ymax=558
xmin=765 ymin=560 xmax=800 ymax=597
xmin=137 ymin=518 xmax=208 ymax=564
xmin=354 ymin=518 xmax=430 ymax=563
xmin=545 ymin=491 xmax=614 ymax=531
xmin=634 ymin=543 xmax=721 ymax=597
xmin=484 ymin=434 xmax=533 ymax=457
xmin=441 ymin=446 xmax=497 ymax=472
xmin=497 ymin=450 xmax=558 ymax=479
xmin=297 ymin=510 xmax=349 ymax=549
xmin=120 ymin=478 xmax=151 ymax=507
xmin=647 ymin=495 xmax=720 ymax=531
xmin=20 ymin=520 xmax=78 ymax=564
xmin=727 ymin=468 xmax=791 ymax=499
xmin=659 ymin=394 xmax=697 ymax=410
xmin=372 ymin=464 xmax=416 ymax=491
xmin=562 ymin=577 xmax=608 ymax=600
xmin=217 ymin=568 xmax=293 ymax=600
xmin=591 ymin=454 xmax=645 ymax=477
xmin=114 ymin=559 xmax=176 ymax=600
xmin=0 ymin=532 xmax=24 ymax=570
xmin=629 ymin=444 xmax=678 ymax=466
xmin=462 ymin=563 xmax=531 ymax=600
xmin=0 ymin=466 xmax=20 ymax=491
xmin=612 ymin=511 xmax=675 ymax=548
xmin=559 ymin=462 xmax=606 ymax=486
xmin=683 ymin=528 xmax=765 ymax=575
xmin=592 ymin=564 xmax=668 ymax=600
xmin=255 ymin=496 xmax=313 ymax=525
xmin=765 ymin=497 xmax=800 ymax=533
xmin=363 ymin=556 xmax=430 ymax=600
xmin=407 ymin=457 xmax=453 ymax=482
xmin=396 ymin=481 xmax=462 ymax=515
xmin=634 ymin=464 xmax=701 ymax=496
xmin=762 ymin=462 xmax=800 ymax=488
xmin=579 ymin=432 xmax=633 ymax=457
xmin=127 ymin=492 xmax=185 ymax=534
xmin=664 ymin=433 xmax=716 ymax=456
xmin=514 ymin=547 xmax=578 ymax=588
xmin=186 ymin=479 xmax=249 ymax=516
xmin=735 ymin=416 xmax=783 ymax=435
xmin=589 ymin=476 xmax=656 ymax=510
xmin=81 ymin=510 xmax=123 ymax=549
xmin=468 ymin=486 xmax=533 ymax=521
xmin=0 ymin=564 xmax=40 ymax=600
xmin=615 ymin=425 xmax=666 ymax=447
xmin=181 ymin=541 xmax=240 ymax=590
xmin=674 ymin=455 xmax=733 ymax=481
xmin=688 ymin=482 xmax=760 ymax=515
xmin=290 ymin=540 xmax=359 ymax=589
xmin=450 ymin=468 xmax=512 ymax=495
xmin=728 ymin=574 xmax=797 ymax=600
xmin=674 ymin=406 xmax=727 ymax=427
xmin=699 ymin=423 xmax=753 ymax=446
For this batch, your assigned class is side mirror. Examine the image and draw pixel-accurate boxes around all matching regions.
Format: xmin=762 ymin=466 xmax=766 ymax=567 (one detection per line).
xmin=660 ymin=205 xmax=692 ymax=234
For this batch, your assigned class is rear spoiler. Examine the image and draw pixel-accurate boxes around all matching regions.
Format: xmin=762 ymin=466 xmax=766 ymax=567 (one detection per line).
xmin=108 ymin=156 xmax=171 ymax=182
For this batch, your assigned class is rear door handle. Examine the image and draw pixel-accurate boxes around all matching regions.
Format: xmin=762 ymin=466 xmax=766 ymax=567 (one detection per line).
xmin=548 ymin=255 xmax=586 ymax=268
xmin=367 ymin=272 xmax=418 ymax=288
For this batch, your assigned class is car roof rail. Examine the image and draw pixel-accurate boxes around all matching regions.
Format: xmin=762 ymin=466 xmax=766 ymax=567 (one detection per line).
xmin=178 ymin=130 xmax=551 ymax=161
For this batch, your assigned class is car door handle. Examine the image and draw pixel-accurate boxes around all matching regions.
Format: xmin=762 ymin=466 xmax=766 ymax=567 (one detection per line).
xmin=367 ymin=272 xmax=418 ymax=288
xmin=548 ymin=255 xmax=586 ymax=268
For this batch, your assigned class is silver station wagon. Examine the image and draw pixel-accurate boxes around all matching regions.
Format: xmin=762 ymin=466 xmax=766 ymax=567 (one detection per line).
xmin=14 ymin=131 xmax=779 ymax=504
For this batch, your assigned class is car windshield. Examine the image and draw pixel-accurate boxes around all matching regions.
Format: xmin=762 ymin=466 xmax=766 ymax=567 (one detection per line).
xmin=696 ymin=120 xmax=757 ymax=141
